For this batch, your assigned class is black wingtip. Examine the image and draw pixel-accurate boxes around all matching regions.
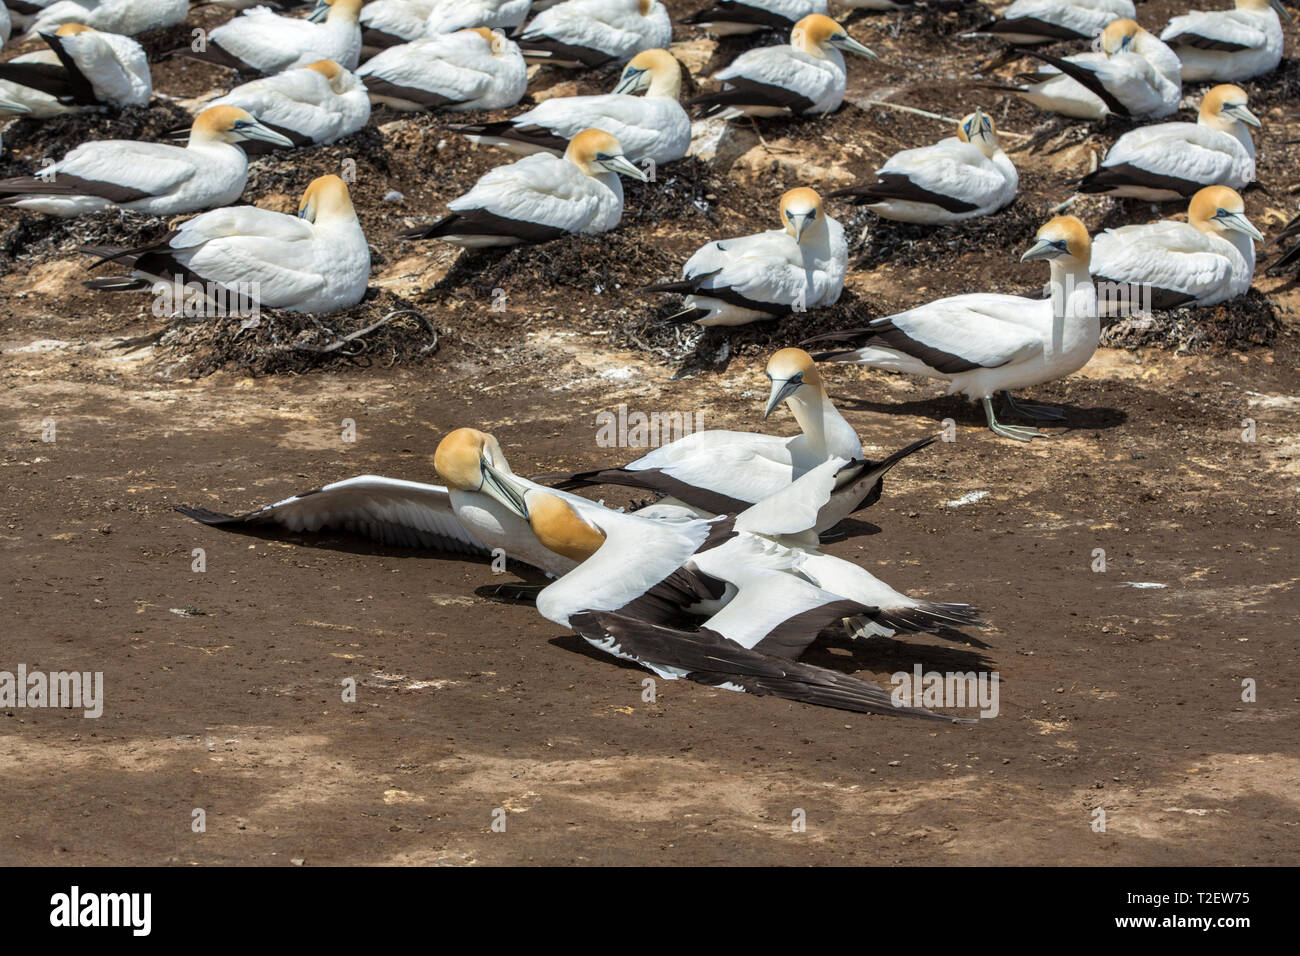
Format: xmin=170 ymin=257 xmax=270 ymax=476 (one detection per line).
xmin=174 ymin=504 xmax=238 ymax=525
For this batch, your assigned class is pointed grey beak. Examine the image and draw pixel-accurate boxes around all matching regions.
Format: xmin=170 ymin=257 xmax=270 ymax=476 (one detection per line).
xmin=832 ymin=35 xmax=878 ymax=60
xmin=603 ymin=154 xmax=648 ymax=181
xmin=0 ymin=98 xmax=32 ymax=115
xmin=788 ymin=211 xmax=813 ymax=242
xmin=1217 ymin=210 xmax=1264 ymax=242
xmin=1226 ymin=103 xmax=1262 ymax=128
xmin=612 ymin=67 xmax=646 ymax=95
xmin=308 ymin=0 xmax=330 ymax=22
xmin=764 ymin=376 xmax=801 ymax=419
xmin=1269 ymin=0 xmax=1293 ymax=25
xmin=1021 ymin=237 xmax=1065 ymax=262
xmin=480 ymin=463 xmax=529 ymax=519
xmin=237 ymin=121 xmax=295 ymax=148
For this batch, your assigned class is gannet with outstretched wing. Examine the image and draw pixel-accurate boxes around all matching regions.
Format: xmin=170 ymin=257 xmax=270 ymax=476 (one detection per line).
xmin=1160 ymin=0 xmax=1292 ymax=81
xmin=678 ymin=0 xmax=826 ymax=36
xmin=516 ymin=0 xmax=670 ymax=68
xmin=0 ymin=22 xmax=150 ymax=116
xmin=185 ymin=0 xmax=363 ymax=74
xmin=358 ymin=26 xmax=526 ymax=111
xmin=206 ymin=59 xmax=370 ymax=149
xmin=967 ymin=0 xmax=1136 ymax=45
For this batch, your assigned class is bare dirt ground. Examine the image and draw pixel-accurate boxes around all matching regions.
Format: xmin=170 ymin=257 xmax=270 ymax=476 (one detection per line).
xmin=1 ymin=1 xmax=1298 ymax=866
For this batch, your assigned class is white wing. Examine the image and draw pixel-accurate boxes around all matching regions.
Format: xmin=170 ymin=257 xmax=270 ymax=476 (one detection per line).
xmin=451 ymin=152 xmax=611 ymax=232
xmin=55 ymin=140 xmax=200 ymax=196
xmin=1161 ymin=10 xmax=1273 ymax=50
xmin=1091 ymin=222 xmax=1236 ymax=298
xmin=878 ymin=138 xmax=1011 ymax=209
xmin=625 ymin=429 xmax=802 ymax=505
xmin=1102 ymin=122 xmax=1249 ymax=184
xmin=360 ymin=34 xmax=497 ymax=103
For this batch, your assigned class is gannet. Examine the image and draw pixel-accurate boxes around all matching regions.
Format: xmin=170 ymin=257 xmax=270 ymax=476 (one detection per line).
xmin=829 ymin=108 xmax=1018 ymax=224
xmin=358 ymin=26 xmax=526 ymax=112
xmin=1160 ymin=0 xmax=1292 ymax=81
xmin=1090 ymin=186 xmax=1262 ymax=311
xmin=643 ymin=187 xmax=846 ymax=325
xmin=516 ymin=0 xmax=670 ymax=68
xmin=83 ymin=174 xmax=370 ymax=313
xmin=359 ymin=0 xmax=435 ymax=50
xmin=184 ymin=0 xmax=363 ymax=74
xmin=2 ymin=3 xmax=10 ymax=46
xmin=0 ymin=23 xmax=150 ymax=117
xmin=968 ymin=0 xmax=1136 ymax=45
xmin=0 ymin=105 xmax=293 ymax=217
xmin=1077 ymin=84 xmax=1258 ymax=200
xmin=1001 ymin=18 xmax=1182 ymax=120
xmin=205 ymin=59 xmax=370 ymax=149
xmin=807 ymin=216 xmax=1099 ymax=442
xmin=397 ymin=128 xmax=646 ymax=247
xmin=449 ymin=48 xmax=688 ymax=164
xmin=425 ymin=0 xmax=531 ymax=33
xmin=689 ymin=13 xmax=876 ymax=118
xmin=20 ymin=0 xmax=186 ymax=37
xmin=678 ymin=0 xmax=826 ymax=37
xmin=544 ymin=347 xmax=935 ymax=533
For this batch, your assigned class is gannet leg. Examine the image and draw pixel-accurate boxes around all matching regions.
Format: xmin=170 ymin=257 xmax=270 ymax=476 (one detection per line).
xmin=1002 ymin=391 xmax=1067 ymax=421
xmin=982 ymin=396 xmax=1047 ymax=442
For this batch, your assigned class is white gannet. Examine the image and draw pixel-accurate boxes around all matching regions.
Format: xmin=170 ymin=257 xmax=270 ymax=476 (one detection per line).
xmin=205 ymin=59 xmax=370 ymax=149
xmin=359 ymin=0 xmax=436 ymax=50
xmin=1090 ymin=185 xmax=1262 ymax=311
xmin=678 ymin=0 xmax=826 ymax=37
xmin=1077 ymin=84 xmax=1259 ymax=200
xmin=1001 ymin=18 xmax=1182 ymax=120
xmin=0 ymin=23 xmax=150 ymax=117
xmin=397 ymin=128 xmax=646 ymax=246
xmin=644 ymin=187 xmax=846 ymax=325
xmin=20 ymin=0 xmax=186 ymax=37
xmin=807 ymin=216 xmax=1099 ymax=442
xmin=829 ymin=108 xmax=1018 ymax=224
xmin=0 ymin=104 xmax=292 ymax=217
xmin=358 ymin=26 xmax=526 ymax=111
xmin=83 ymin=174 xmax=370 ymax=314
xmin=448 ymin=48 xmax=689 ymax=164
xmin=186 ymin=0 xmax=363 ymax=74
xmin=968 ymin=0 xmax=1136 ymax=45
xmin=516 ymin=0 xmax=670 ymax=69
xmin=1160 ymin=0 xmax=1292 ymax=81
xmin=690 ymin=13 xmax=875 ymax=119
xmin=544 ymin=347 xmax=935 ymax=533
xmin=425 ymin=0 xmax=531 ymax=34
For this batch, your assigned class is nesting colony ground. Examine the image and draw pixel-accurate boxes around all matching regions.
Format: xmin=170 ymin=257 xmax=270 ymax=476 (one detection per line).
xmin=1 ymin=1 xmax=1298 ymax=865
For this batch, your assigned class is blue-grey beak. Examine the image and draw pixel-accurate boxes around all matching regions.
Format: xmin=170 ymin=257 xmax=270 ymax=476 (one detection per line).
xmin=1216 ymin=209 xmax=1264 ymax=242
xmin=308 ymin=1 xmax=330 ymax=23
xmin=1021 ymin=237 xmax=1066 ymax=262
xmin=764 ymin=376 xmax=802 ymax=418
xmin=613 ymin=67 xmax=647 ymax=95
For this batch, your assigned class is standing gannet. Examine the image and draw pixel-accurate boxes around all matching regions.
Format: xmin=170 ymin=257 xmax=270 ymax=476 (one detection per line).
xmin=644 ymin=188 xmax=846 ymax=325
xmin=20 ymin=0 xmax=186 ymax=37
xmin=1160 ymin=0 xmax=1292 ymax=81
xmin=516 ymin=0 xmax=670 ymax=68
xmin=449 ymin=48 xmax=688 ymax=164
xmin=1090 ymin=186 xmax=1262 ymax=311
xmin=0 ymin=23 xmax=150 ymax=116
xmin=1003 ymin=18 xmax=1182 ymax=120
xmin=1077 ymin=84 xmax=1259 ymax=200
xmin=807 ymin=216 xmax=1099 ymax=442
xmin=0 ymin=105 xmax=292 ymax=217
xmin=829 ymin=109 xmax=1018 ymax=224
xmin=83 ymin=174 xmax=370 ymax=313
xmin=185 ymin=0 xmax=363 ymax=74
xmin=968 ymin=0 xmax=1136 ymax=45
xmin=397 ymin=128 xmax=646 ymax=246
xmin=358 ymin=27 xmax=526 ymax=111
xmin=689 ymin=13 xmax=876 ymax=118
xmin=679 ymin=0 xmax=826 ymax=36
xmin=205 ymin=60 xmax=370 ymax=149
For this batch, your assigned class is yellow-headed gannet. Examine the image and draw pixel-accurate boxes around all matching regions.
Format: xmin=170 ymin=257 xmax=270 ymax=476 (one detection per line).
xmin=679 ymin=0 xmax=826 ymax=36
xmin=0 ymin=104 xmax=292 ymax=216
xmin=689 ymin=13 xmax=876 ymax=118
xmin=807 ymin=216 xmax=1099 ymax=442
xmin=1161 ymin=0 xmax=1292 ymax=81
xmin=967 ymin=0 xmax=1136 ymax=45
xmin=449 ymin=48 xmax=689 ymax=164
xmin=830 ymin=108 xmax=1018 ymax=224
xmin=1077 ymin=84 xmax=1258 ymax=200
xmin=516 ymin=0 xmax=670 ymax=68
xmin=205 ymin=59 xmax=370 ymax=150
xmin=185 ymin=0 xmax=363 ymax=74
xmin=20 ymin=0 xmax=186 ymax=37
xmin=0 ymin=23 xmax=150 ymax=116
xmin=358 ymin=26 xmax=526 ymax=112
xmin=644 ymin=187 xmax=845 ymax=325
xmin=83 ymin=174 xmax=370 ymax=313
xmin=398 ymin=128 xmax=646 ymax=246
xmin=1090 ymin=185 xmax=1262 ymax=311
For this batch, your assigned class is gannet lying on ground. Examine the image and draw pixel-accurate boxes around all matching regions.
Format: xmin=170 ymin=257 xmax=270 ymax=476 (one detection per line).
xmin=82 ymin=174 xmax=370 ymax=314
xmin=0 ymin=23 xmax=150 ymax=116
xmin=358 ymin=26 xmax=526 ymax=111
xmin=967 ymin=0 xmax=1136 ymax=45
xmin=545 ymin=347 xmax=933 ymax=532
xmin=20 ymin=0 xmax=186 ymax=37
xmin=0 ymin=104 xmax=292 ymax=216
xmin=689 ymin=13 xmax=876 ymax=118
xmin=425 ymin=0 xmax=531 ymax=33
xmin=1077 ymin=84 xmax=1258 ymax=200
xmin=1090 ymin=186 xmax=1261 ymax=311
xmin=679 ymin=0 xmax=826 ymax=36
xmin=1160 ymin=0 xmax=1292 ymax=81
xmin=184 ymin=0 xmax=363 ymax=74
xmin=398 ymin=128 xmax=646 ymax=246
xmin=644 ymin=188 xmax=846 ymax=325
xmin=516 ymin=0 xmax=670 ymax=68
xmin=448 ymin=48 xmax=689 ymax=164
xmin=807 ymin=216 xmax=1099 ymax=442
xmin=829 ymin=108 xmax=1018 ymax=224
xmin=1000 ymin=18 xmax=1182 ymax=120
xmin=205 ymin=59 xmax=370 ymax=149
xmin=359 ymin=0 xmax=433 ymax=50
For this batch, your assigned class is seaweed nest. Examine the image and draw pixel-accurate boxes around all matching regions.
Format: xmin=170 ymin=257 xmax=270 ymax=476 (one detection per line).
xmin=1099 ymin=288 xmax=1280 ymax=354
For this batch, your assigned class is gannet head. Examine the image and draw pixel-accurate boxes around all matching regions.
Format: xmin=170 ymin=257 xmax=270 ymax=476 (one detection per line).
xmin=1200 ymin=84 xmax=1261 ymax=131
xmin=1189 ymin=186 xmax=1263 ymax=242
xmin=637 ymin=0 xmax=656 ymax=16
xmin=957 ymin=108 xmax=999 ymax=157
xmin=792 ymin=14 xmax=878 ymax=60
xmin=1100 ymin=18 xmax=1143 ymax=55
xmin=779 ymin=187 xmax=824 ymax=244
xmin=463 ymin=26 xmax=511 ymax=55
xmin=613 ymin=48 xmax=680 ymax=98
xmin=298 ymin=174 xmax=355 ymax=223
xmin=192 ymin=105 xmax=295 ymax=149
xmin=764 ymin=347 xmax=824 ymax=419
xmin=564 ymin=129 xmax=648 ymax=182
xmin=305 ymin=59 xmax=348 ymax=93
xmin=309 ymin=0 xmax=363 ymax=24
xmin=526 ymin=492 xmax=606 ymax=563
xmin=1239 ymin=0 xmax=1294 ymax=24
xmin=1021 ymin=216 xmax=1091 ymax=265
xmin=53 ymin=23 xmax=94 ymax=35
xmin=434 ymin=428 xmax=530 ymax=519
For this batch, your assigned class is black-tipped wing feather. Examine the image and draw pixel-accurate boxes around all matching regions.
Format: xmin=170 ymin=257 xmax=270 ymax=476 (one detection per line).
xmin=830 ymin=173 xmax=980 ymax=213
